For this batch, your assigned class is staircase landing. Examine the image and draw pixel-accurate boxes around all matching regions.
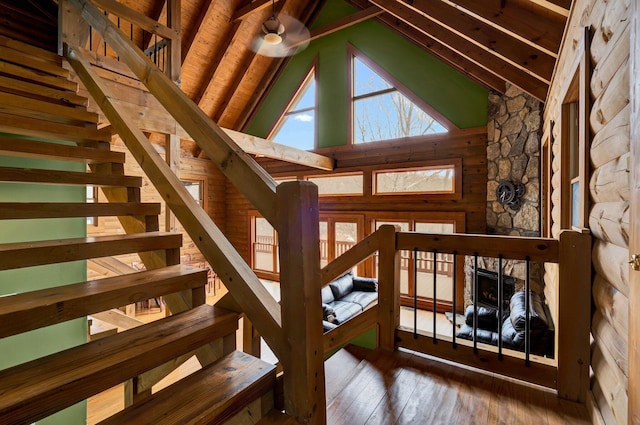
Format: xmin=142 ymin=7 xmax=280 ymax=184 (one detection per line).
xmin=325 ymin=345 xmax=590 ymax=425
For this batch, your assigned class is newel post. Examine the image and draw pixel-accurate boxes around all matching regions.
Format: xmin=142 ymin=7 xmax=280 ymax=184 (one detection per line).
xmin=557 ymin=229 xmax=591 ymax=402
xmin=276 ymin=181 xmax=326 ymax=425
xmin=58 ymin=0 xmax=90 ymax=55
xmin=377 ymin=225 xmax=400 ymax=352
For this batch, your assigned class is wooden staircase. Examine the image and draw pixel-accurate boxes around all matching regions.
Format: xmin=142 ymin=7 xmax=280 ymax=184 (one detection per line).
xmin=0 ymin=36 xmax=288 ymax=424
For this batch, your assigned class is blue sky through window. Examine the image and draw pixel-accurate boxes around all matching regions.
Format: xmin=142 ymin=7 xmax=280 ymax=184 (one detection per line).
xmin=352 ymin=56 xmax=447 ymax=143
xmin=270 ymin=75 xmax=316 ymax=150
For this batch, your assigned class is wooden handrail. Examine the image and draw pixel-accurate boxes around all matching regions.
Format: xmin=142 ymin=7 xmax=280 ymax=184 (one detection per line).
xmin=396 ymin=232 xmax=560 ymax=262
xmin=321 ymin=228 xmax=382 ymax=284
xmin=90 ymin=0 xmax=178 ymax=41
xmin=65 ymin=45 xmax=284 ymax=359
xmin=68 ymin=0 xmax=280 ymax=227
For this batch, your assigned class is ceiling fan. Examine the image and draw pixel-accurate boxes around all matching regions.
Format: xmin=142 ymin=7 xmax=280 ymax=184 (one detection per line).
xmin=249 ymin=0 xmax=311 ymax=58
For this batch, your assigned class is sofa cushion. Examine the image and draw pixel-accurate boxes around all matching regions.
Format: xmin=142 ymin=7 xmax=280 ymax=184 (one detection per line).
xmin=330 ymin=300 xmax=363 ymax=324
xmin=352 ymin=276 xmax=378 ymax=292
xmin=339 ymin=291 xmax=378 ymax=310
xmin=509 ymin=291 xmax=549 ymax=332
xmin=329 ymin=272 xmax=354 ymax=300
xmin=322 ymin=303 xmax=336 ymax=320
xmin=321 ymin=285 xmax=335 ymax=304
xmin=464 ymin=305 xmax=502 ymax=330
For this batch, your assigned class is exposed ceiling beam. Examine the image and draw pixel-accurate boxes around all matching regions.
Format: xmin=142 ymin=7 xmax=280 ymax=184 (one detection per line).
xmin=231 ymin=0 xmax=280 ymax=22
xmin=288 ymin=6 xmax=384 ymax=49
xmin=181 ymin=0 xmax=217 ymax=63
xmin=443 ymin=0 xmax=565 ymax=55
xmin=193 ymin=20 xmax=242 ymax=106
xmin=223 ymin=128 xmax=335 ymax=170
xmin=529 ymin=0 xmax=571 ymax=17
xmin=354 ymin=4 xmax=507 ymax=94
xmin=367 ymin=0 xmax=548 ymax=100
xmin=212 ymin=48 xmax=258 ymax=125
xmin=394 ymin=0 xmax=555 ymax=82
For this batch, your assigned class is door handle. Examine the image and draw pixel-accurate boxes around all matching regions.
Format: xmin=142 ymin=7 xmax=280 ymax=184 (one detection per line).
xmin=630 ymin=254 xmax=640 ymax=271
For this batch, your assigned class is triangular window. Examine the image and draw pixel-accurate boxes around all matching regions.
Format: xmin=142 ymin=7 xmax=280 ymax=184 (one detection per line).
xmin=351 ymin=54 xmax=448 ymax=143
xmin=269 ymin=68 xmax=316 ymax=150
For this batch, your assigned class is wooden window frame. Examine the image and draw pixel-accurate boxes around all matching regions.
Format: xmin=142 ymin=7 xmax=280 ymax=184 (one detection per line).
xmin=372 ymin=159 xmax=462 ymax=199
xmin=559 ymin=27 xmax=591 ymax=231
xmin=180 ymin=174 xmax=208 ymax=212
xmin=305 ymin=172 xmax=364 ymax=196
xmin=266 ymin=59 xmax=318 ymax=150
xmin=347 ymin=44 xmax=457 ymax=145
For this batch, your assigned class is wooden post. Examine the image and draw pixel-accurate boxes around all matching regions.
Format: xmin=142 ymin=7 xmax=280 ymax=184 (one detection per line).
xmin=166 ymin=0 xmax=181 ymax=85
xmin=165 ymin=133 xmax=180 ymax=233
xmin=377 ymin=224 xmax=400 ymax=352
xmin=557 ymin=229 xmax=591 ymax=402
xmin=276 ymin=181 xmax=326 ymax=425
xmin=58 ymin=0 xmax=90 ymax=55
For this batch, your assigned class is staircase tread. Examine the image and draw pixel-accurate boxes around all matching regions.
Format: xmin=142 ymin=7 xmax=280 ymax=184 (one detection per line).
xmin=98 ymin=351 xmax=277 ymax=425
xmin=0 ymin=231 xmax=183 ymax=271
xmin=0 ymin=60 xmax=76 ymax=91
xmin=0 ymin=166 xmax=142 ymax=188
xmin=0 ymin=202 xmax=161 ymax=219
xmin=0 ymin=74 xmax=89 ymax=107
xmin=0 ymin=91 xmax=99 ymax=124
xmin=0 ymin=136 xmax=123 ymax=163
xmin=256 ymin=410 xmax=306 ymax=425
xmin=0 ymin=44 xmax=69 ymax=78
xmin=0 ymin=264 xmax=208 ymax=338
xmin=0 ymin=304 xmax=239 ymax=425
xmin=0 ymin=112 xmax=111 ymax=143
xmin=0 ymin=34 xmax=61 ymax=64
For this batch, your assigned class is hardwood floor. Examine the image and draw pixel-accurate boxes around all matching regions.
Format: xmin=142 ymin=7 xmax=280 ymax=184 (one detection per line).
xmin=325 ymin=345 xmax=590 ymax=425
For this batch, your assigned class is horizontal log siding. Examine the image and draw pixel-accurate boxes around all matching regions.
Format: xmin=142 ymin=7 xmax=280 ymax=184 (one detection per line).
xmin=225 ymin=131 xmax=488 ymax=266
xmin=543 ymin=0 xmax=630 ymax=423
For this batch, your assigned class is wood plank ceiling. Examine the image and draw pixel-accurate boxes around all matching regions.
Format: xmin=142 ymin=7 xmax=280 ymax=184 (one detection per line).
xmin=5 ymin=0 xmax=570 ymax=132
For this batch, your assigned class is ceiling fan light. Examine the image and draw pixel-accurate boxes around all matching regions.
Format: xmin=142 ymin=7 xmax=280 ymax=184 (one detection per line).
xmin=262 ymin=17 xmax=285 ymax=45
xmin=264 ymin=32 xmax=283 ymax=45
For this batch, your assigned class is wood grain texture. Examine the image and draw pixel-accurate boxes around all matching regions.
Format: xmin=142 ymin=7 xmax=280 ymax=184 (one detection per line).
xmin=0 ymin=202 xmax=159 ymax=219
xmin=0 ymin=136 xmax=123 ymax=163
xmin=98 ymin=351 xmax=275 ymax=425
xmin=0 ymin=265 xmax=208 ymax=338
xmin=0 ymin=304 xmax=238 ymax=425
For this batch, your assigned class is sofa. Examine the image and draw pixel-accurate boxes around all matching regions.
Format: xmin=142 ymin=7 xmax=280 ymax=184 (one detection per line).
xmin=456 ymin=290 xmax=555 ymax=357
xmin=321 ymin=272 xmax=378 ymax=332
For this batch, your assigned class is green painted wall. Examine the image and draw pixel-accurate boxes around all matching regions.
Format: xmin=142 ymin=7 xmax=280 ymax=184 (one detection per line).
xmin=246 ymin=0 xmax=488 ymax=148
xmin=0 ymin=150 xmax=88 ymax=424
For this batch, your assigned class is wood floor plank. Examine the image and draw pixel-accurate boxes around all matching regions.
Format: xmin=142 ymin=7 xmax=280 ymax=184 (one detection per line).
xmin=327 ymin=347 xmax=590 ymax=425
xmin=328 ymin=349 xmax=411 ymax=425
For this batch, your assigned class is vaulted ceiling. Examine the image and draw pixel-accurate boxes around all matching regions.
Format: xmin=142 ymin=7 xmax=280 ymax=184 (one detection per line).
xmin=2 ymin=0 xmax=570 ymax=132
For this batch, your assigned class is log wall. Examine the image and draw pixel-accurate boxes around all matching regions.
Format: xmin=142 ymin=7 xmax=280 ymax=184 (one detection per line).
xmin=543 ymin=0 xmax=630 ymax=423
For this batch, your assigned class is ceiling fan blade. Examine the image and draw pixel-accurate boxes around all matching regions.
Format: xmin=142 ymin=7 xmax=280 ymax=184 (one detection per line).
xmin=250 ymin=13 xmax=311 ymax=58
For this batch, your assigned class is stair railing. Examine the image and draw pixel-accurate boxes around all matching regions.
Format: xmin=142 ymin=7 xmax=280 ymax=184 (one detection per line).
xmin=60 ymin=0 xmax=325 ymax=423
xmin=323 ymin=225 xmax=591 ymax=403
